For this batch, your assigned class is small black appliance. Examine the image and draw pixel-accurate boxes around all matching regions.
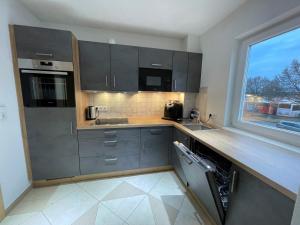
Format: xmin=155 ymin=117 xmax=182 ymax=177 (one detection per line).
xmin=162 ymin=100 xmax=183 ymax=121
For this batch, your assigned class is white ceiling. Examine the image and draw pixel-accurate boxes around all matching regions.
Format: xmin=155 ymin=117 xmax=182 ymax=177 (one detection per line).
xmin=20 ymin=0 xmax=247 ymax=38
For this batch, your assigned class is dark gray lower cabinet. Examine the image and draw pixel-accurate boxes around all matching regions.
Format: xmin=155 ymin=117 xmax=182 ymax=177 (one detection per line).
xmin=140 ymin=127 xmax=172 ymax=168
xmin=78 ymin=128 xmax=140 ymax=175
xmin=225 ymin=165 xmax=295 ymax=225
xmin=25 ymin=108 xmax=79 ymax=180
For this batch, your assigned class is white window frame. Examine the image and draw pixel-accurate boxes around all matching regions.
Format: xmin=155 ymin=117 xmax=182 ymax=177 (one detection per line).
xmin=232 ymin=14 xmax=300 ymax=147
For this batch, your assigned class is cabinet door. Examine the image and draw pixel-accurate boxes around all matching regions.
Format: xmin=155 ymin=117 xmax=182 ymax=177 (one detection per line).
xmin=14 ymin=25 xmax=72 ymax=61
xmin=111 ymin=45 xmax=139 ymax=91
xmin=187 ymin=53 xmax=202 ymax=92
xmin=139 ymin=47 xmax=173 ymax=70
xmin=25 ymin=108 xmax=79 ymax=180
xmin=225 ymin=165 xmax=295 ymax=225
xmin=79 ymin=41 xmax=110 ymax=91
xmin=140 ymin=127 xmax=171 ymax=168
xmin=172 ymin=51 xmax=188 ymax=92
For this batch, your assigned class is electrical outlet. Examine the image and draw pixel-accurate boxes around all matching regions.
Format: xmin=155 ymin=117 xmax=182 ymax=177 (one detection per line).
xmin=96 ymin=105 xmax=109 ymax=112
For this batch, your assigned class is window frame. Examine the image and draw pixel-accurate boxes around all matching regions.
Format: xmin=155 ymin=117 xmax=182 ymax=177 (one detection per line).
xmin=231 ymin=14 xmax=300 ymax=147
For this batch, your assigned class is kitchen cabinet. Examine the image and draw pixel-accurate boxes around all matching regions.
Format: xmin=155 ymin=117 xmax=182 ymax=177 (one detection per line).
xmin=14 ymin=25 xmax=72 ymax=61
xmin=139 ymin=47 xmax=173 ymax=70
xmin=187 ymin=53 xmax=203 ymax=92
xmin=140 ymin=127 xmax=172 ymax=168
xmin=225 ymin=164 xmax=295 ymax=225
xmin=172 ymin=51 xmax=188 ymax=92
xmin=25 ymin=107 xmax=79 ymax=180
xmin=110 ymin=45 xmax=139 ymax=91
xmin=79 ymin=41 xmax=110 ymax=91
xmin=78 ymin=128 xmax=140 ymax=175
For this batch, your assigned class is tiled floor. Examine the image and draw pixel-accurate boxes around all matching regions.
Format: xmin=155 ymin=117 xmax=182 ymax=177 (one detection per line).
xmin=0 ymin=171 xmax=204 ymax=225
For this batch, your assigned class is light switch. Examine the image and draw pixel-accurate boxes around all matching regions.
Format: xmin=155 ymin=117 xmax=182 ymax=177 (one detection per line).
xmin=0 ymin=105 xmax=7 ymax=121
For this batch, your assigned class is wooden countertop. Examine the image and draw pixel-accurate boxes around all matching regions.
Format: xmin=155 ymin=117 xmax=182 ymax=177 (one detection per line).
xmin=77 ymin=117 xmax=300 ymax=200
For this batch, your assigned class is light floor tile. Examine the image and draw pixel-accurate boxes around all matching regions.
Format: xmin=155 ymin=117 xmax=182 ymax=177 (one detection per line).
xmin=78 ymin=178 xmax=123 ymax=201
xmin=20 ymin=213 xmax=51 ymax=225
xmin=102 ymin=195 xmax=145 ymax=221
xmin=126 ymin=197 xmax=155 ymax=225
xmin=0 ymin=212 xmax=50 ymax=225
xmin=95 ymin=204 xmax=125 ymax=225
xmin=43 ymin=189 xmax=98 ymax=225
xmin=124 ymin=173 xmax=164 ymax=193
xmin=71 ymin=204 xmax=98 ymax=225
xmin=102 ymin=182 xmax=145 ymax=201
xmin=174 ymin=210 xmax=202 ymax=225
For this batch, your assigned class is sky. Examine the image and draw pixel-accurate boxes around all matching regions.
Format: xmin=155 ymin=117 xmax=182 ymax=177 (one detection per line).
xmin=247 ymin=27 xmax=300 ymax=79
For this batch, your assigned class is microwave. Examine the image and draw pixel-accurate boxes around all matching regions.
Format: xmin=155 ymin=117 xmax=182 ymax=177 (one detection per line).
xmin=139 ymin=68 xmax=172 ymax=92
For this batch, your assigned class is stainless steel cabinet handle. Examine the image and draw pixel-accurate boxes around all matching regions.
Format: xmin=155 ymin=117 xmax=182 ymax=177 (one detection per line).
xmin=113 ymin=76 xmax=116 ymax=88
xmin=70 ymin=121 xmax=73 ymax=135
xmin=230 ymin=170 xmax=238 ymax=193
xmin=105 ymin=75 xmax=108 ymax=87
xmin=151 ymin=63 xmax=162 ymax=67
xmin=104 ymin=131 xmax=117 ymax=135
xmin=35 ymin=52 xmax=53 ymax=57
xmin=104 ymin=140 xmax=118 ymax=145
xmin=104 ymin=157 xmax=118 ymax=162
xmin=174 ymin=79 xmax=177 ymax=91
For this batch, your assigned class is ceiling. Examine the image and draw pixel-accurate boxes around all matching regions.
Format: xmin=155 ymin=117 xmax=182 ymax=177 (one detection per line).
xmin=20 ymin=0 xmax=247 ymax=38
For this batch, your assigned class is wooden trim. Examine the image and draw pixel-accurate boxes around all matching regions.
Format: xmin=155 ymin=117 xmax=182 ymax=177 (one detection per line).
xmin=4 ymin=185 xmax=32 ymax=216
xmin=72 ymin=35 xmax=89 ymax=127
xmin=33 ymin=166 xmax=173 ymax=187
xmin=0 ymin=187 xmax=5 ymax=222
xmin=9 ymin=25 xmax=32 ymax=181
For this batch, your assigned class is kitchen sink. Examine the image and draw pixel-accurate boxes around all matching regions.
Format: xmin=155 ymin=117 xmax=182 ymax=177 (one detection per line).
xmin=182 ymin=124 xmax=212 ymax=131
xmin=95 ymin=118 xmax=128 ymax=125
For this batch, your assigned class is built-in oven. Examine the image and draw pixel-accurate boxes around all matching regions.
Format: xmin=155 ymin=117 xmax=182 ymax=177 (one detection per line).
xmin=19 ymin=59 xmax=75 ymax=107
xmin=138 ymin=68 xmax=172 ymax=91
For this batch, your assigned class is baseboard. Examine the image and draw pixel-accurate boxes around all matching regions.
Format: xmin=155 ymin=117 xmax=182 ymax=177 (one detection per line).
xmin=0 ymin=184 xmax=32 ymax=221
xmin=33 ymin=166 xmax=173 ymax=187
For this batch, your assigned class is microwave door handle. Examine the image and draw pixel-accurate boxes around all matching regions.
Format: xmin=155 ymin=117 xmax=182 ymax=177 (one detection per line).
xmin=20 ymin=70 xmax=68 ymax=75
xmin=151 ymin=63 xmax=162 ymax=67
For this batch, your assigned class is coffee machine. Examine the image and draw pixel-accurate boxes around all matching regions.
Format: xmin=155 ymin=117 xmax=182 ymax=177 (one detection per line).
xmin=162 ymin=100 xmax=183 ymax=121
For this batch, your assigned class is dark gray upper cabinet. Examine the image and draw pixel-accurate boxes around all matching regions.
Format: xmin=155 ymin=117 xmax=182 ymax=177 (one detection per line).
xmin=139 ymin=47 xmax=173 ymax=70
xmin=172 ymin=51 xmax=188 ymax=92
xmin=110 ymin=45 xmax=139 ymax=91
xmin=14 ymin=25 xmax=72 ymax=61
xmin=225 ymin=165 xmax=295 ymax=225
xmin=79 ymin=41 xmax=110 ymax=91
xmin=187 ymin=53 xmax=203 ymax=92
xmin=25 ymin=107 xmax=80 ymax=180
xmin=140 ymin=127 xmax=172 ymax=168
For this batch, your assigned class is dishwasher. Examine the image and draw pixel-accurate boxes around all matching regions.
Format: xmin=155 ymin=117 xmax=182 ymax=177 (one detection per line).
xmin=173 ymin=140 xmax=232 ymax=225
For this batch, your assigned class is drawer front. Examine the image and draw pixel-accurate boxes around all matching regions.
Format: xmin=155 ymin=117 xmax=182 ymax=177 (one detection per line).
xmin=78 ymin=128 xmax=140 ymax=139
xmin=80 ymin=155 xmax=139 ymax=175
xmin=139 ymin=47 xmax=173 ymax=70
xmin=31 ymin=155 xmax=80 ymax=180
xmin=14 ymin=25 xmax=72 ymax=61
xmin=79 ymin=138 xmax=140 ymax=157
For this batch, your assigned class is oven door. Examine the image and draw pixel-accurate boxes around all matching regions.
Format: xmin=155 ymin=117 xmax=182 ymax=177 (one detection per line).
xmin=20 ymin=69 xmax=75 ymax=107
xmin=139 ymin=68 xmax=172 ymax=91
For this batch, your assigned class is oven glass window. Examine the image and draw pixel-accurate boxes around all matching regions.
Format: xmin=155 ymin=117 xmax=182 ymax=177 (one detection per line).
xmin=146 ymin=76 xmax=162 ymax=86
xmin=30 ymin=76 xmax=68 ymax=101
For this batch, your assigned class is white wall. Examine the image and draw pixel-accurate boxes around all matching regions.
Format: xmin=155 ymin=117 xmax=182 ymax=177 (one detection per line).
xmin=199 ymin=0 xmax=300 ymax=126
xmin=0 ymin=0 xmax=40 ymax=209
xmin=41 ymin=22 xmax=185 ymax=51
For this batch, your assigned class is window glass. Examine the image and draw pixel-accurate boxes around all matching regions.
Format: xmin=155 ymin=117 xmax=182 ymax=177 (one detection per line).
xmin=242 ymin=27 xmax=300 ymax=133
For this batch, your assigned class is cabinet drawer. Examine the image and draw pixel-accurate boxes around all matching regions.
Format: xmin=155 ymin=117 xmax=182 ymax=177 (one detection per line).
xmin=78 ymin=128 xmax=140 ymax=139
xmin=79 ymin=138 xmax=140 ymax=157
xmin=14 ymin=25 xmax=72 ymax=61
xmin=139 ymin=47 xmax=173 ymax=70
xmin=80 ymin=155 xmax=139 ymax=175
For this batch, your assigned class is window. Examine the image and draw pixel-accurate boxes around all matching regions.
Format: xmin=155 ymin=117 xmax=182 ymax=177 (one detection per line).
xmin=232 ymin=15 xmax=300 ymax=146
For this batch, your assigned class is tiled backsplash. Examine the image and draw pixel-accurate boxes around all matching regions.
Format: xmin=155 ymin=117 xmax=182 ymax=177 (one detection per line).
xmin=88 ymin=92 xmax=197 ymax=118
